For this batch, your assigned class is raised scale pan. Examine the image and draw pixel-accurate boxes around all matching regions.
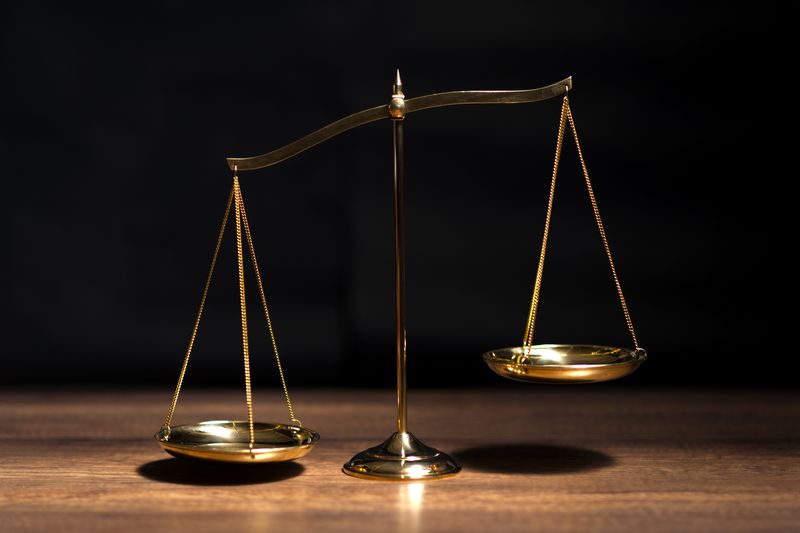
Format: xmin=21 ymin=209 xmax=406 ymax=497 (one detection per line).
xmin=483 ymin=344 xmax=646 ymax=384
xmin=155 ymin=420 xmax=320 ymax=463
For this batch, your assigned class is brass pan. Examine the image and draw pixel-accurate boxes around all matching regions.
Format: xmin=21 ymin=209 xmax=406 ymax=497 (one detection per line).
xmin=483 ymin=344 xmax=646 ymax=384
xmin=155 ymin=420 xmax=319 ymax=463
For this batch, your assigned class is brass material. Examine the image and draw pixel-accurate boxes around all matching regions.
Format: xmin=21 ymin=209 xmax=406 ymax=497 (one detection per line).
xmin=156 ymin=421 xmax=319 ymax=463
xmin=342 ymin=71 xmax=460 ymax=481
xmin=160 ymin=72 xmax=647 ymax=477
xmin=522 ymin=95 xmax=642 ymax=354
xmin=233 ymin=177 xmax=256 ymax=449
xmin=388 ymin=69 xmax=406 ymax=120
xmin=158 ymin=175 xmax=309 ymax=463
xmin=394 ymin=91 xmax=407 ymax=434
xmin=343 ymin=432 xmax=460 ymax=481
xmin=392 ymin=68 xmax=403 ymax=96
xmin=564 ymin=98 xmax=642 ymax=352
xmin=486 ymin=94 xmax=646 ymax=385
xmin=483 ymin=344 xmax=646 ymax=384
xmin=228 ymin=105 xmax=388 ymax=171
xmin=402 ymin=77 xmax=571 ymax=114
xmin=388 ymin=97 xmax=406 ymax=119
xmin=522 ymin=96 xmax=567 ymax=350
xmin=162 ymin=186 xmax=234 ymax=431
xmin=227 ymin=76 xmax=572 ymax=170
xmin=237 ymin=184 xmax=300 ymax=426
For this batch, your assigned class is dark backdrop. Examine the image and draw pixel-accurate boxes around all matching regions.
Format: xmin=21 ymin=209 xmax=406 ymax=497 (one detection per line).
xmin=1 ymin=2 xmax=782 ymax=387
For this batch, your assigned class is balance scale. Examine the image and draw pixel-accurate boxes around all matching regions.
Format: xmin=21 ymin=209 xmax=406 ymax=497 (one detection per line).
xmin=155 ymin=71 xmax=647 ymax=481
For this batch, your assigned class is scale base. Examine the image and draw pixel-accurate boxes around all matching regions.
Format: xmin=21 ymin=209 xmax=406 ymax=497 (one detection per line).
xmin=342 ymin=432 xmax=460 ymax=481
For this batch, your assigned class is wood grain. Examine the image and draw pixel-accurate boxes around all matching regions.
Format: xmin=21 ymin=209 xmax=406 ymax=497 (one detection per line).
xmin=1 ymin=388 xmax=798 ymax=533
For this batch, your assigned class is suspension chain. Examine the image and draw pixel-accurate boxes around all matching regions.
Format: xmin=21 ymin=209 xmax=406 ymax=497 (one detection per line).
xmin=163 ymin=174 xmax=303 ymax=446
xmin=233 ymin=177 xmax=256 ymax=451
xmin=523 ymin=96 xmax=568 ymax=351
xmin=163 ymin=185 xmax=235 ymax=431
xmin=564 ymin=99 xmax=642 ymax=352
xmin=523 ymin=95 xmax=643 ymax=353
xmin=236 ymin=184 xmax=301 ymax=426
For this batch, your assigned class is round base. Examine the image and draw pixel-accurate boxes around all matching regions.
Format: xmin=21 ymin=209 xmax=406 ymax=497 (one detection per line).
xmin=343 ymin=432 xmax=461 ymax=481
xmin=155 ymin=420 xmax=319 ymax=463
xmin=483 ymin=344 xmax=646 ymax=384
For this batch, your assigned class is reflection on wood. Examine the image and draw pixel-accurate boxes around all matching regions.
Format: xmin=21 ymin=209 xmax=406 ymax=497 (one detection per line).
xmin=1 ymin=388 xmax=798 ymax=532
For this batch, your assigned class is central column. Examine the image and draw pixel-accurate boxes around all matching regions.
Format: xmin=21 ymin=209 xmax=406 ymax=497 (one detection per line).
xmin=341 ymin=71 xmax=461 ymax=480
xmin=392 ymin=75 xmax=408 ymax=434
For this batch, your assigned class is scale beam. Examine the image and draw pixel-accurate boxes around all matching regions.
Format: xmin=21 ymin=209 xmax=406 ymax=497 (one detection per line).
xmin=227 ymin=76 xmax=572 ymax=171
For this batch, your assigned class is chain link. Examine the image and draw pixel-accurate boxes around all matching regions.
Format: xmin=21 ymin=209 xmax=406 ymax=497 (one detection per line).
xmin=564 ymin=99 xmax=641 ymax=351
xmin=236 ymin=184 xmax=301 ymax=426
xmin=233 ymin=177 xmax=256 ymax=452
xmin=523 ymin=96 xmax=568 ymax=351
xmin=523 ymin=95 xmax=643 ymax=353
xmin=163 ymin=175 xmax=302 ymax=448
xmin=163 ymin=186 xmax=235 ymax=431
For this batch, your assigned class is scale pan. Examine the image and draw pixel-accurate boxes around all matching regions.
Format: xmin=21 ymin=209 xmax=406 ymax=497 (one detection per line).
xmin=483 ymin=344 xmax=646 ymax=384
xmin=155 ymin=420 xmax=319 ymax=463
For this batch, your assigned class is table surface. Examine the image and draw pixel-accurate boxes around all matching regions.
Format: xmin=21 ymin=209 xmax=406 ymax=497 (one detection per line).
xmin=1 ymin=388 xmax=798 ymax=533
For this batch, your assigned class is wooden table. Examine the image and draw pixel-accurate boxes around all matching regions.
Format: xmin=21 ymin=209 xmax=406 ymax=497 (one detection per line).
xmin=1 ymin=388 xmax=798 ymax=532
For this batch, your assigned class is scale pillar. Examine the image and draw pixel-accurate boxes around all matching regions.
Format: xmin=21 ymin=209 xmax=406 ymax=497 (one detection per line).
xmin=342 ymin=71 xmax=461 ymax=481
xmin=391 ymin=69 xmax=407 ymax=434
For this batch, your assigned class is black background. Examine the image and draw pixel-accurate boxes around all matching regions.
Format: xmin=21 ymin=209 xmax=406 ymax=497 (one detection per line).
xmin=1 ymin=2 xmax=782 ymax=388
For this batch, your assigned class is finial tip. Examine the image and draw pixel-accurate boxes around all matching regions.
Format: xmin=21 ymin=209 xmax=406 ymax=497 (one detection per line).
xmin=392 ymin=69 xmax=403 ymax=96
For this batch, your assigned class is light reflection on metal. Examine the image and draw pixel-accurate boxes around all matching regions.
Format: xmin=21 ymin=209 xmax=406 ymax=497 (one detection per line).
xmin=484 ymin=344 xmax=647 ymax=384
xmin=223 ymin=72 xmax=609 ymax=481
xmin=226 ymin=77 xmax=572 ymax=171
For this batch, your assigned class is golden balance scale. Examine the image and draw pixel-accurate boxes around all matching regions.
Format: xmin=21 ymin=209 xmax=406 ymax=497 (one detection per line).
xmin=155 ymin=72 xmax=647 ymax=481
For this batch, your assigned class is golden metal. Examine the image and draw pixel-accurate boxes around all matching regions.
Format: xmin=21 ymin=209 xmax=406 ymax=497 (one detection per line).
xmin=483 ymin=345 xmax=646 ymax=384
xmin=523 ymin=94 xmax=642 ymax=353
xmin=158 ymin=174 xmax=311 ymax=463
xmin=487 ymin=93 xmax=646 ymax=384
xmin=392 ymin=69 xmax=407 ymax=434
xmin=208 ymin=72 xmax=643 ymax=474
xmin=155 ymin=421 xmax=319 ymax=463
xmin=233 ymin=177 xmax=256 ymax=450
xmin=343 ymin=432 xmax=460 ymax=481
xmin=342 ymin=71 xmax=461 ymax=481
xmin=388 ymin=69 xmax=406 ymax=120
xmin=522 ymin=95 xmax=568 ymax=351
xmin=565 ymin=98 xmax=642 ymax=352
xmin=162 ymin=185 xmax=234 ymax=431
xmin=227 ymin=76 xmax=572 ymax=170
xmin=237 ymin=184 xmax=300 ymax=426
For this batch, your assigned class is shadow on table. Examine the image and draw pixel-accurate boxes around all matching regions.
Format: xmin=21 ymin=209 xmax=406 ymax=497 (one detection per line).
xmin=137 ymin=458 xmax=305 ymax=486
xmin=454 ymin=444 xmax=614 ymax=474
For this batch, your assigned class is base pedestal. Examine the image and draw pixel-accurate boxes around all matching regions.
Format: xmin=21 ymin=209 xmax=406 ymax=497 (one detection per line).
xmin=342 ymin=432 xmax=461 ymax=481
